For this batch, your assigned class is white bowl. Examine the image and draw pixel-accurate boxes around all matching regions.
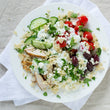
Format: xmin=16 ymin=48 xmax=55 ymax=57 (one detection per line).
xmin=10 ymin=3 xmax=110 ymax=103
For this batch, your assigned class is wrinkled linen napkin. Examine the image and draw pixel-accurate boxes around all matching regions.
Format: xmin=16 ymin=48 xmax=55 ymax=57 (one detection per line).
xmin=0 ymin=0 xmax=110 ymax=110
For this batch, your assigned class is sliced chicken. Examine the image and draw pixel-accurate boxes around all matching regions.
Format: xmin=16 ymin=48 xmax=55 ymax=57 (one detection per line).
xmin=24 ymin=47 xmax=46 ymax=58
xmin=35 ymin=72 xmax=48 ymax=90
xmin=21 ymin=55 xmax=32 ymax=72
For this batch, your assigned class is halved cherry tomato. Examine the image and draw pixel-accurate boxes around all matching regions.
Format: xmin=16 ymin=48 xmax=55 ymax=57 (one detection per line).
xmin=58 ymin=35 xmax=65 ymax=37
xmin=74 ymin=26 xmax=79 ymax=35
xmin=83 ymin=32 xmax=93 ymax=42
xmin=56 ymin=41 xmax=66 ymax=48
xmin=89 ymin=42 xmax=95 ymax=51
xmin=76 ymin=16 xmax=88 ymax=26
xmin=64 ymin=21 xmax=74 ymax=28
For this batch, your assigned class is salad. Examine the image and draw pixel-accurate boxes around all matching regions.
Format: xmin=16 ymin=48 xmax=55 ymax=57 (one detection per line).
xmin=14 ymin=8 xmax=103 ymax=96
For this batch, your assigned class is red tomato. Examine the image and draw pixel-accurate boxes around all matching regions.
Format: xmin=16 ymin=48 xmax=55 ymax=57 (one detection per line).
xmin=64 ymin=21 xmax=74 ymax=28
xmin=74 ymin=26 xmax=79 ymax=35
xmin=76 ymin=16 xmax=88 ymax=26
xmin=83 ymin=32 xmax=93 ymax=41
xmin=56 ymin=41 xmax=66 ymax=48
xmin=89 ymin=42 xmax=95 ymax=51
xmin=58 ymin=35 xmax=65 ymax=37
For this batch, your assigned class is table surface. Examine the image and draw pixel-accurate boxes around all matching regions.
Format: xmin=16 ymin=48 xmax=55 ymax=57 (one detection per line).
xmin=0 ymin=0 xmax=110 ymax=110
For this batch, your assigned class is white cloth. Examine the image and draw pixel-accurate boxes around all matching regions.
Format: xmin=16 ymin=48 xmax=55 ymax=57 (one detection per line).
xmin=0 ymin=0 xmax=110 ymax=110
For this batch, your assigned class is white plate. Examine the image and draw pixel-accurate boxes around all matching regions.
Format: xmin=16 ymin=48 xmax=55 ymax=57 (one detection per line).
xmin=10 ymin=3 xmax=110 ymax=103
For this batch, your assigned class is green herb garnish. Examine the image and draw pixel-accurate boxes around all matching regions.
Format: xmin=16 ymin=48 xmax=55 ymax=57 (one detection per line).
xmin=34 ymin=58 xmax=49 ymax=64
xmin=96 ymin=28 xmax=100 ymax=31
xmin=58 ymin=7 xmax=64 ymax=11
xmin=25 ymin=76 xmax=27 ymax=79
xmin=71 ymin=13 xmax=78 ymax=18
xmin=70 ymin=37 xmax=76 ymax=47
xmin=92 ymin=77 xmax=96 ymax=80
xmin=61 ymin=8 xmax=64 ymax=12
xmin=76 ymin=69 xmax=83 ymax=74
xmin=56 ymin=95 xmax=61 ymax=99
xmin=61 ymin=59 xmax=67 ymax=66
xmin=83 ymin=78 xmax=91 ymax=86
xmin=79 ymin=25 xmax=92 ymax=32
xmin=29 ymin=65 xmax=34 ymax=69
xmin=64 ymin=26 xmax=70 ymax=31
xmin=63 ymin=15 xmax=68 ymax=19
xmin=54 ymin=32 xmax=59 ymax=36
xmin=58 ymin=7 xmax=60 ymax=10
xmin=96 ymin=48 xmax=102 ymax=56
xmin=48 ymin=24 xmax=57 ymax=36
xmin=54 ymin=70 xmax=60 ymax=79
xmin=38 ymin=67 xmax=44 ymax=75
xmin=15 ymin=45 xmax=27 ymax=54
xmin=45 ymin=13 xmax=49 ymax=18
xmin=60 ymin=76 xmax=67 ymax=82
xmin=43 ymin=92 xmax=47 ymax=96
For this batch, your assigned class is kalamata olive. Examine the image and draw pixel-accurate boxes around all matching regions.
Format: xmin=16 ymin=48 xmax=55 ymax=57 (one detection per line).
xmin=87 ymin=61 xmax=93 ymax=72
xmin=93 ymin=54 xmax=99 ymax=62
xmin=84 ymin=69 xmax=88 ymax=74
xmin=83 ymin=52 xmax=92 ymax=60
xmin=69 ymin=49 xmax=78 ymax=57
xmin=93 ymin=54 xmax=99 ymax=65
xmin=72 ymin=56 xmax=78 ymax=67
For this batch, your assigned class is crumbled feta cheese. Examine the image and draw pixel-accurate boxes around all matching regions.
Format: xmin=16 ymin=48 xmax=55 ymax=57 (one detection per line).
xmin=77 ymin=52 xmax=88 ymax=71
xmin=38 ymin=62 xmax=44 ymax=68
xmin=37 ymin=29 xmax=49 ymax=40
xmin=57 ymin=68 xmax=62 ymax=73
xmin=79 ymin=42 xmax=89 ymax=52
xmin=57 ymin=77 xmax=62 ymax=81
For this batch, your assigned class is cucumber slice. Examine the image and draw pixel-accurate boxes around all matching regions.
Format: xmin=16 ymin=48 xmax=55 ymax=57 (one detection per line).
xmin=30 ymin=17 xmax=48 ymax=30
xmin=49 ymin=16 xmax=58 ymax=25
xmin=32 ymin=40 xmax=53 ymax=49
xmin=24 ymin=35 xmax=37 ymax=45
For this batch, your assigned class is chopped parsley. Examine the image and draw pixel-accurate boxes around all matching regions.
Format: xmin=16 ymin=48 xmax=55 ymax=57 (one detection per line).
xmin=61 ymin=8 xmax=64 ymax=12
xmin=38 ymin=67 xmax=44 ymax=75
xmin=43 ymin=92 xmax=47 ymax=96
xmin=48 ymin=24 xmax=57 ymax=37
xmin=29 ymin=65 xmax=34 ymax=69
xmin=25 ymin=76 xmax=27 ymax=79
xmin=58 ymin=7 xmax=64 ymax=11
xmin=70 ymin=37 xmax=76 ymax=47
xmin=76 ymin=69 xmax=83 ymax=74
xmin=15 ymin=45 xmax=27 ymax=54
xmin=96 ymin=48 xmax=102 ymax=56
xmin=45 ymin=13 xmax=49 ymax=18
xmin=79 ymin=25 xmax=92 ymax=32
xmin=83 ymin=78 xmax=91 ymax=86
xmin=54 ymin=70 xmax=60 ymax=79
xmin=56 ymin=95 xmax=61 ymax=99
xmin=54 ymin=32 xmax=59 ymax=36
xmin=71 ymin=13 xmax=78 ymax=18
xmin=61 ymin=58 xmax=67 ymax=66
xmin=92 ymin=77 xmax=96 ymax=80
xmin=63 ymin=15 xmax=68 ymax=19
xmin=96 ymin=27 xmax=100 ymax=31
xmin=58 ymin=7 xmax=60 ymax=10
xmin=60 ymin=76 xmax=67 ymax=82
xmin=64 ymin=26 xmax=70 ymax=31
xmin=34 ymin=58 xmax=49 ymax=64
